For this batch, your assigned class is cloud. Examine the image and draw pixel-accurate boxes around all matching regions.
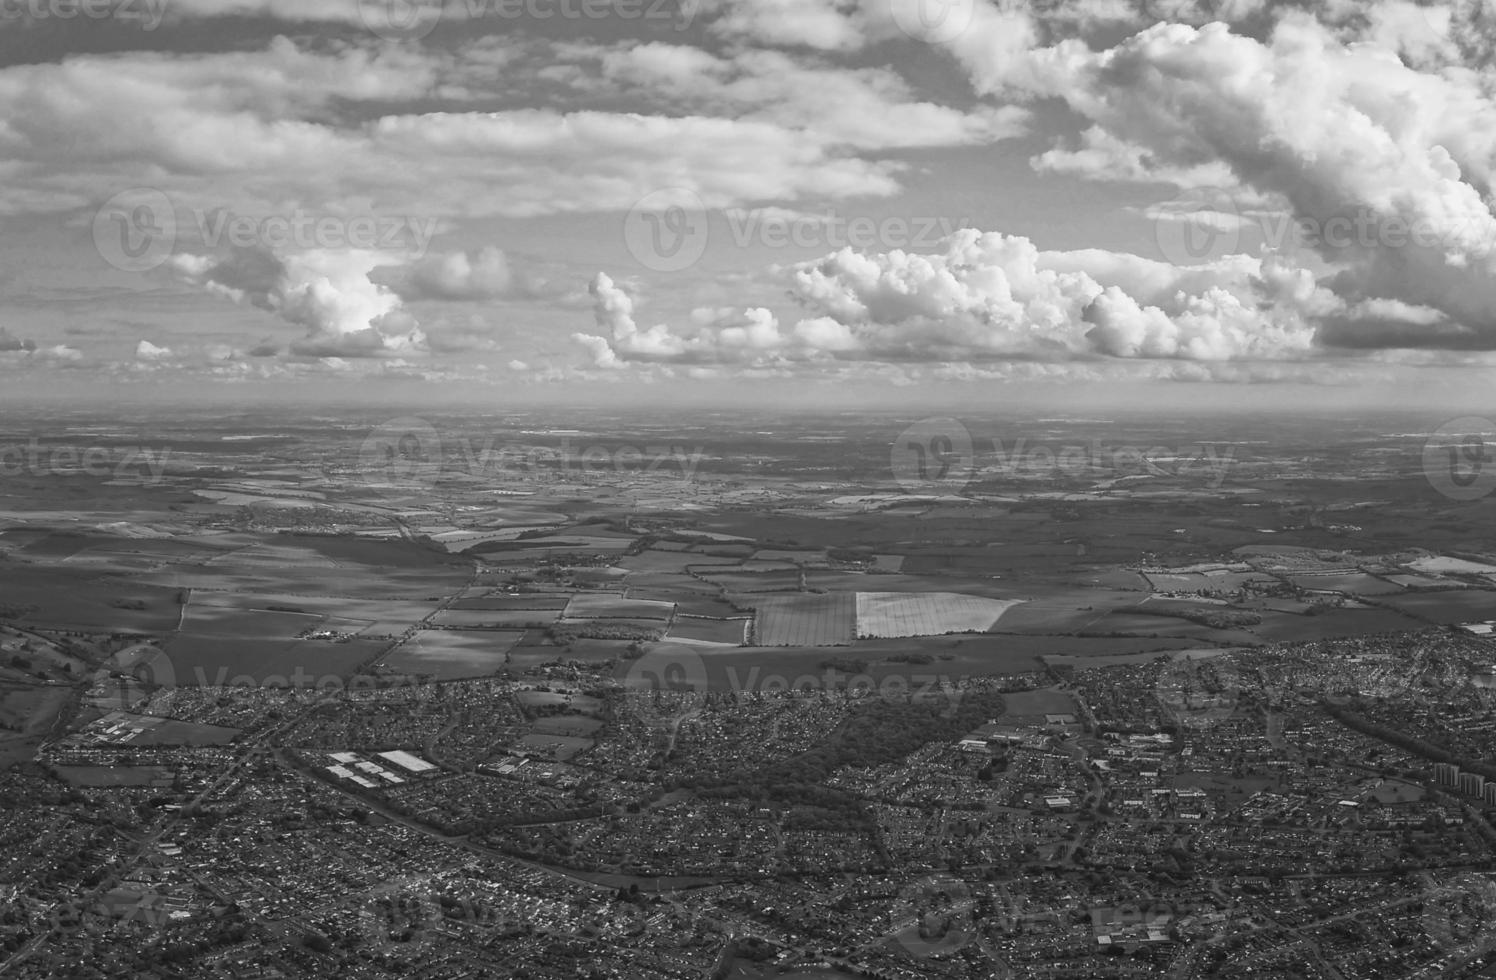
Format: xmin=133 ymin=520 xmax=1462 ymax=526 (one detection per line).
xmin=988 ymin=17 xmax=1496 ymax=351
xmin=169 ymin=247 xmax=425 ymax=358
xmin=576 ymin=273 xmax=798 ymax=367
xmin=136 ymin=340 xmax=173 ymax=361
xmin=576 ymin=272 xmax=687 ymax=364
xmin=31 ymin=345 xmax=82 ymax=363
xmin=576 ymin=229 xmax=1332 ymax=367
xmin=788 ymin=229 xmax=1324 ymax=361
xmin=0 ymin=40 xmax=940 ymax=221
xmin=0 ymin=329 xmax=36 ymax=353
xmin=405 ymin=246 xmax=520 ymax=301
xmin=570 ymin=43 xmax=1028 ymax=152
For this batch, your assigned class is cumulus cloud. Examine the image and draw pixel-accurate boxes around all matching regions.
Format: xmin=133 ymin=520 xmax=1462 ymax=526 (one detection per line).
xmin=169 ymin=247 xmax=425 ymax=358
xmin=20 ymin=0 xmax=1496 ymax=391
xmin=576 ymin=273 xmax=687 ymax=364
xmin=1000 ymin=17 xmax=1496 ymax=351
xmin=575 ymin=273 xmax=797 ymax=368
xmin=405 ymin=247 xmax=520 ymax=301
xmin=789 ymin=230 xmax=1325 ymax=361
xmin=575 ymin=229 xmax=1334 ymax=368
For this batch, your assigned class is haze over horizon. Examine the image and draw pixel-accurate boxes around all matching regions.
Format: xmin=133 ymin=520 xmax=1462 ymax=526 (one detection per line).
xmin=6 ymin=0 xmax=1496 ymax=409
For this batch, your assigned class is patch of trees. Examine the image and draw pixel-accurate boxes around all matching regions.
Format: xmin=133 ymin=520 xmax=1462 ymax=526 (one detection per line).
xmin=548 ymin=623 xmax=664 ymax=644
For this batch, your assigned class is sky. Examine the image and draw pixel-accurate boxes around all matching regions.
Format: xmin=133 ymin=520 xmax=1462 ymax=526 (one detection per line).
xmin=2 ymin=0 xmax=1496 ymax=409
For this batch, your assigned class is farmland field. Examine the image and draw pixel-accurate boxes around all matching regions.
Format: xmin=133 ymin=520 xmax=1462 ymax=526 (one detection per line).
xmin=1250 ymin=606 xmax=1424 ymax=639
xmin=432 ymin=608 xmax=561 ymax=628
xmin=380 ymin=629 xmax=525 ymax=679
xmin=162 ymin=635 xmax=387 ymax=686
xmin=700 ymin=569 xmax=804 ymax=593
xmin=984 ymin=590 xmax=1140 ymax=633
xmin=616 ymin=550 xmax=740 ymax=573
xmin=1143 ymin=570 xmax=1272 ymax=592
xmin=666 ymin=617 xmax=747 ymax=645
xmin=181 ymin=604 xmax=324 ymax=638
xmin=855 ymin=591 xmax=1022 ymax=638
xmin=448 ymin=595 xmax=571 ymax=611
xmin=747 ymin=592 xmax=856 ymax=646
xmin=564 ymin=594 xmax=676 ymax=620
xmin=187 ymin=592 xmax=440 ymax=626
xmin=130 ymin=563 xmax=468 ymax=599
xmin=1406 ymin=556 xmax=1496 ymax=576
xmin=752 ymin=549 xmax=828 ymax=566
xmin=1375 ymin=589 xmax=1496 ymax=624
xmin=689 ymin=634 xmax=1202 ymax=687
xmin=556 ymin=617 xmax=669 ymax=633
xmin=1285 ymin=572 xmax=1403 ymax=595
xmin=625 ymin=587 xmax=740 ymax=618
xmin=802 ymin=570 xmax=1014 ymax=598
xmin=0 ymin=567 xmax=184 ymax=632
